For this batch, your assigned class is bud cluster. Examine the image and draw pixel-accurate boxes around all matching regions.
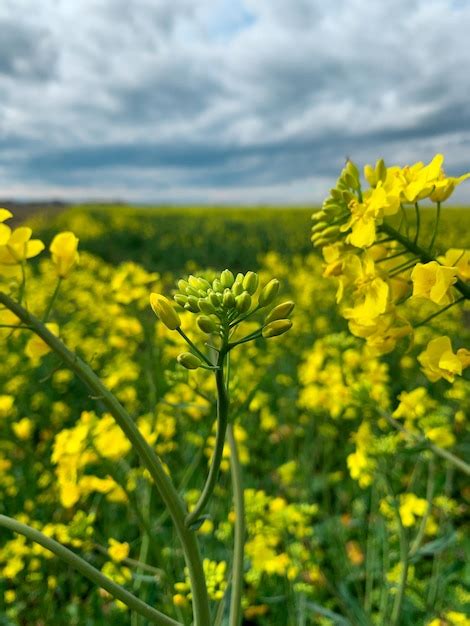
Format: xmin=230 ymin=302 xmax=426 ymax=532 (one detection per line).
xmin=311 ymin=160 xmax=365 ymax=250
xmin=149 ymin=269 xmax=294 ymax=370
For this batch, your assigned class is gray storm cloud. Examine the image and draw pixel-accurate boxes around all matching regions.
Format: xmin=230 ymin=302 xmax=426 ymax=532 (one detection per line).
xmin=0 ymin=0 xmax=469 ymax=202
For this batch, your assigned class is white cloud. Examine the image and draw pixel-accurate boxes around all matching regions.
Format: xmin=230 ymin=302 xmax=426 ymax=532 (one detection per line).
xmin=0 ymin=0 xmax=470 ymax=202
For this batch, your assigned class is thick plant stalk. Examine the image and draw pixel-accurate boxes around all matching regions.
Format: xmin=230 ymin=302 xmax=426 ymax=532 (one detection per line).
xmin=186 ymin=356 xmax=229 ymax=527
xmin=0 ymin=291 xmax=211 ymax=626
xmin=0 ymin=514 xmax=181 ymax=626
xmin=227 ymin=424 xmax=245 ymax=626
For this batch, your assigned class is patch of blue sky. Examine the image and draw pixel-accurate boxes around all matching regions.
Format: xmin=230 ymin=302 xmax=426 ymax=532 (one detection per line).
xmin=204 ymin=0 xmax=256 ymax=40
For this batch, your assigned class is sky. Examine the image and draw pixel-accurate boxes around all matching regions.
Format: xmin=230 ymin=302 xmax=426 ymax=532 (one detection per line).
xmin=1 ymin=0 xmax=470 ymax=204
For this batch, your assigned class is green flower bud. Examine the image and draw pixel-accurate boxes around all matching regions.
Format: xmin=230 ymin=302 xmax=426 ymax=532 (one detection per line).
xmin=185 ymin=295 xmax=200 ymax=313
xmin=265 ymin=301 xmax=295 ymax=323
xmin=189 ymin=275 xmax=211 ymax=291
xmin=364 ymin=164 xmax=377 ymax=187
xmin=375 ymin=158 xmax=387 ymax=183
xmin=343 ymin=172 xmax=357 ymax=190
xmin=311 ymin=221 xmax=328 ymax=234
xmin=150 ymin=293 xmax=181 ymax=330
xmin=197 ymin=315 xmax=218 ymax=334
xmin=174 ymin=294 xmax=188 ymax=308
xmin=243 ymin=271 xmax=259 ymax=295
xmin=198 ymin=299 xmax=217 ymax=315
xmin=177 ymin=352 xmax=201 ymax=370
xmin=262 ymin=319 xmax=292 ymax=338
xmin=330 ymin=188 xmax=343 ymax=201
xmin=236 ymin=291 xmax=251 ymax=314
xmin=259 ymin=279 xmax=280 ymax=307
xmin=346 ymin=160 xmax=360 ymax=180
xmin=209 ymin=292 xmax=221 ymax=307
xmin=223 ymin=289 xmax=236 ymax=309
xmin=220 ymin=269 xmax=235 ymax=288
xmin=177 ymin=279 xmax=190 ymax=294
xmin=321 ymin=225 xmax=340 ymax=239
xmin=232 ymin=280 xmax=244 ymax=296
xmin=212 ymin=279 xmax=223 ymax=293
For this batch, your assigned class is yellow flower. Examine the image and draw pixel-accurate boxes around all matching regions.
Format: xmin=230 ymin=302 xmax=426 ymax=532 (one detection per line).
xmin=0 ymin=208 xmax=13 ymax=245
xmin=25 ymin=323 xmax=59 ymax=361
xmin=399 ymin=493 xmax=428 ymax=527
xmin=49 ymin=231 xmax=79 ymax=278
xmin=12 ymin=417 xmax=34 ymax=440
xmin=425 ymin=426 xmax=455 ymax=449
xmin=108 ymin=538 xmax=130 ymax=563
xmin=438 ymin=249 xmax=470 ymax=281
xmin=401 ymin=154 xmax=444 ymax=202
xmin=418 ymin=336 xmax=469 ymax=383
xmin=341 ymin=254 xmax=390 ymax=325
xmin=430 ymin=171 xmax=470 ymax=203
xmin=411 ymin=261 xmax=457 ymax=305
xmin=0 ymin=226 xmax=44 ymax=264
xmin=0 ymin=394 xmax=15 ymax=417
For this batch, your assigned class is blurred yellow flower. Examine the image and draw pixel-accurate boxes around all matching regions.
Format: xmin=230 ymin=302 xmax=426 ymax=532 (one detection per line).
xmin=25 ymin=323 xmax=59 ymax=361
xmin=418 ymin=336 xmax=469 ymax=383
xmin=108 ymin=538 xmax=130 ymax=563
xmin=0 ymin=226 xmax=44 ymax=265
xmin=0 ymin=208 xmax=13 ymax=245
xmin=49 ymin=231 xmax=79 ymax=278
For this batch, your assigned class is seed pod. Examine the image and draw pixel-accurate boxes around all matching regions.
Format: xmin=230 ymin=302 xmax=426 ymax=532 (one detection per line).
xmin=197 ymin=315 xmax=218 ymax=334
xmin=243 ymin=271 xmax=259 ymax=295
xmin=198 ymin=299 xmax=217 ymax=315
xmin=262 ymin=319 xmax=292 ymax=338
xmin=259 ymin=279 xmax=280 ymax=307
xmin=177 ymin=352 xmax=201 ymax=370
xmin=265 ymin=301 xmax=295 ymax=324
xmin=150 ymin=293 xmax=181 ymax=330
xmin=220 ymin=269 xmax=235 ymax=288
xmin=223 ymin=289 xmax=236 ymax=309
xmin=236 ymin=291 xmax=251 ymax=314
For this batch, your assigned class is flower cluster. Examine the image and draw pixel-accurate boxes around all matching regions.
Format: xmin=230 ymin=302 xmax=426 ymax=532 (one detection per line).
xmin=312 ymin=156 xmax=470 ymax=382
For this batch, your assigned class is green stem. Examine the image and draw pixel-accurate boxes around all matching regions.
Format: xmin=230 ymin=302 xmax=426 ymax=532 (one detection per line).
xmin=0 ymin=514 xmax=181 ymax=626
xmin=0 ymin=291 xmax=211 ymax=626
xmin=176 ymin=328 xmax=212 ymax=366
xmin=413 ymin=202 xmax=420 ymax=245
xmin=409 ymin=458 xmax=435 ymax=557
xmin=428 ymin=202 xmax=441 ymax=251
xmin=42 ymin=277 xmax=62 ymax=322
xmin=228 ymin=329 xmax=263 ymax=350
xmin=380 ymin=222 xmax=470 ymax=300
xmin=381 ymin=411 xmax=470 ymax=476
xmin=413 ymin=296 xmax=465 ymax=328
xmin=186 ymin=353 xmax=229 ymax=527
xmin=227 ymin=423 xmax=245 ymax=626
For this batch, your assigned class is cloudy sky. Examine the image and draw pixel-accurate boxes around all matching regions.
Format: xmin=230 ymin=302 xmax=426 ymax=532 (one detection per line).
xmin=1 ymin=0 xmax=470 ymax=204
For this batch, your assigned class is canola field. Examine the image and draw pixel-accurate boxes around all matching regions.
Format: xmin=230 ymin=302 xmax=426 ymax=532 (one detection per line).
xmin=1 ymin=161 xmax=470 ymax=626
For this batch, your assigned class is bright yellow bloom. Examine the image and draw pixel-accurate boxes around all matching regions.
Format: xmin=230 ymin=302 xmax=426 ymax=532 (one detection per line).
xmin=418 ymin=336 xmax=469 ymax=383
xmin=24 ymin=323 xmax=59 ymax=361
xmin=430 ymin=171 xmax=470 ymax=203
xmin=438 ymin=249 xmax=470 ymax=281
xmin=399 ymin=493 xmax=428 ymax=527
xmin=0 ymin=208 xmax=13 ymax=245
xmin=411 ymin=261 xmax=457 ymax=305
xmin=0 ymin=226 xmax=44 ymax=264
xmin=12 ymin=417 xmax=34 ymax=440
xmin=108 ymin=538 xmax=130 ymax=563
xmin=341 ymin=254 xmax=390 ymax=325
xmin=49 ymin=231 xmax=79 ymax=278
xmin=400 ymin=154 xmax=444 ymax=202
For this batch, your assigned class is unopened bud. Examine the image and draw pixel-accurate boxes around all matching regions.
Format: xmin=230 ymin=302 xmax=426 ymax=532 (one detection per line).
xmin=364 ymin=164 xmax=377 ymax=187
xmin=236 ymin=292 xmax=251 ymax=314
xmin=259 ymin=279 xmax=280 ymax=307
xmin=197 ymin=315 xmax=218 ymax=334
xmin=177 ymin=352 xmax=201 ymax=370
xmin=209 ymin=292 xmax=221 ymax=307
xmin=343 ymin=172 xmax=357 ymax=190
xmin=262 ymin=319 xmax=292 ymax=338
xmin=311 ymin=221 xmax=328 ymax=234
xmin=185 ymin=296 xmax=200 ymax=313
xmin=243 ymin=271 xmax=259 ymax=295
xmin=220 ymin=269 xmax=235 ymax=288
xmin=150 ymin=293 xmax=181 ymax=330
xmin=174 ymin=294 xmax=187 ymax=308
xmin=346 ymin=160 xmax=360 ymax=180
xmin=177 ymin=279 xmax=190 ymax=294
xmin=198 ymin=299 xmax=217 ymax=315
xmin=212 ymin=279 xmax=223 ymax=293
xmin=265 ymin=301 xmax=295 ymax=324
xmin=232 ymin=280 xmax=244 ymax=296
xmin=375 ymin=158 xmax=387 ymax=183
xmin=223 ymin=289 xmax=236 ymax=309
